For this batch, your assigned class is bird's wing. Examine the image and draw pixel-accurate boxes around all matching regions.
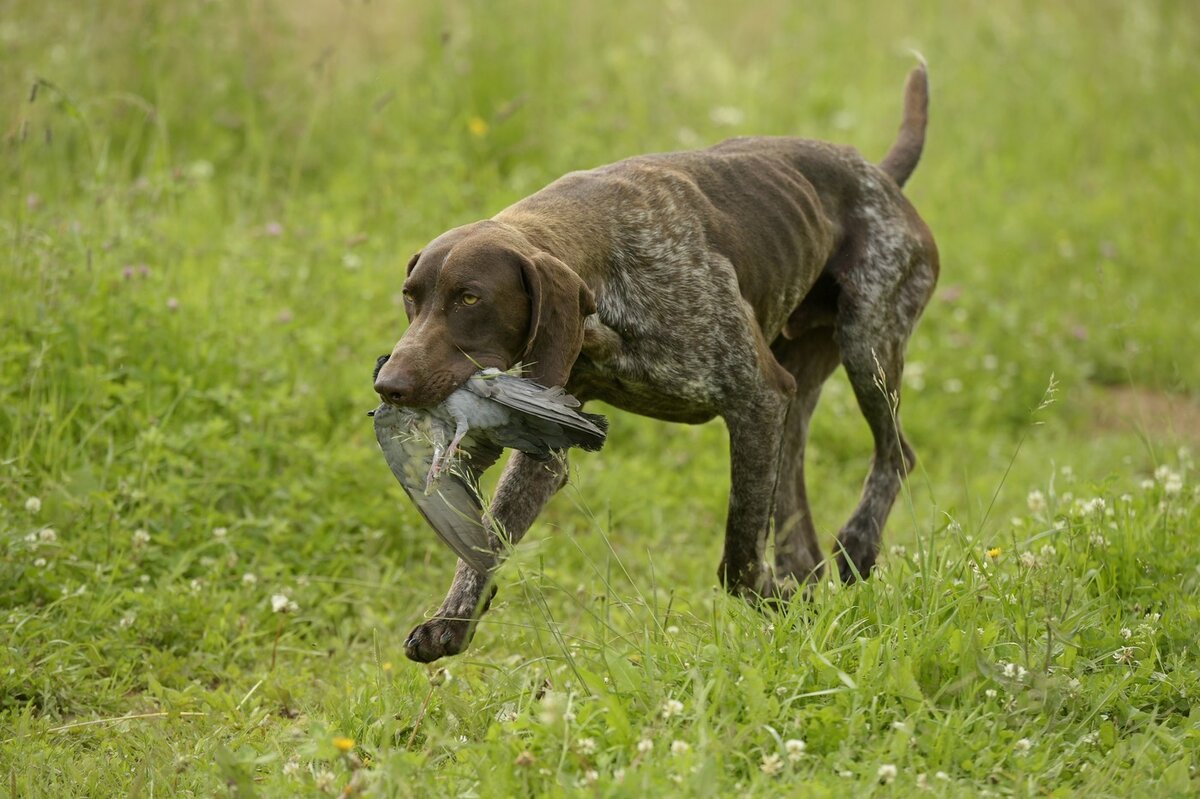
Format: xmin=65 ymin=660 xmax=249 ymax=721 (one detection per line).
xmin=373 ymin=403 xmax=495 ymax=573
xmin=466 ymin=373 xmax=607 ymax=444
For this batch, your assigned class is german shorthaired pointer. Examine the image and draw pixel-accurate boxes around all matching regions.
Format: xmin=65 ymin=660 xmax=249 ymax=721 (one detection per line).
xmin=375 ymin=65 xmax=938 ymax=662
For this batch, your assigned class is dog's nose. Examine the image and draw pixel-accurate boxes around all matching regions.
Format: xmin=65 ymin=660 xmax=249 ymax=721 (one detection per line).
xmin=375 ymin=371 xmax=415 ymax=406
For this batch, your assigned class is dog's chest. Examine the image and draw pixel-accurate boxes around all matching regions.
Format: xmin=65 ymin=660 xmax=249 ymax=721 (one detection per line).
xmin=569 ymin=317 xmax=723 ymax=424
xmin=569 ymin=354 xmax=720 ymax=424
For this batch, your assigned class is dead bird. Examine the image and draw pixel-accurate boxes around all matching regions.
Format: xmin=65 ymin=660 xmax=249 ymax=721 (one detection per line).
xmin=371 ymin=355 xmax=607 ymax=572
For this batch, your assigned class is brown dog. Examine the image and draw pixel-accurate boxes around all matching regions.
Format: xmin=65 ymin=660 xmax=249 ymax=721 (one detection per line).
xmin=376 ymin=65 xmax=938 ymax=662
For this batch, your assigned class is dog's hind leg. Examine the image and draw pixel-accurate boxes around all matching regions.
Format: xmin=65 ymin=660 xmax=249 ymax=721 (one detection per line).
xmin=770 ymin=325 xmax=842 ymax=589
xmin=830 ymin=191 xmax=936 ymax=582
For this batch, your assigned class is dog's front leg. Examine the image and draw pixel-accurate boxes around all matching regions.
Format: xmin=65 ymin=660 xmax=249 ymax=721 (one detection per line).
xmin=718 ymin=388 xmax=791 ymax=601
xmin=404 ymin=452 xmax=569 ymax=662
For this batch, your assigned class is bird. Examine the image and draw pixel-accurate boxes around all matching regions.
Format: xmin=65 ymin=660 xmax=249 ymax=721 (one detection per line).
xmin=371 ymin=356 xmax=607 ymax=572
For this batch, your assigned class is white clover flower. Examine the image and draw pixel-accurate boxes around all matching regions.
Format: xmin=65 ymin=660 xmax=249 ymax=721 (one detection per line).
xmin=1120 ymin=627 xmax=1132 ymax=639
xmin=1014 ymin=738 xmax=1032 ymax=754
xmin=709 ymin=106 xmax=746 ymax=126
xmin=314 ymin=769 xmax=336 ymax=791
xmin=282 ymin=759 xmax=301 ymax=777
xmin=132 ymin=529 xmax=151 ymax=547
xmin=636 ymin=738 xmax=654 ymax=755
xmin=1140 ymin=478 xmax=1155 ymax=490
xmin=877 ymin=763 xmax=898 ymax=784
xmin=917 ymin=772 xmax=929 ymax=790
xmin=271 ymin=593 xmax=299 ymax=613
xmin=1002 ymin=662 xmax=1017 ymax=678
xmin=936 ymin=771 xmax=950 ymax=780
xmin=25 ymin=496 xmax=42 ymax=514
xmin=985 ymin=688 xmax=998 ymax=699
xmin=661 ymin=698 xmax=684 ymax=719
xmin=889 ymin=544 xmax=907 ymax=558
xmin=785 ymin=739 xmax=806 ymax=761
xmin=1026 ymin=490 xmax=1046 ymax=514
xmin=1040 ymin=544 xmax=1056 ymax=558
xmin=33 ymin=557 xmax=47 ymax=568
xmin=1081 ymin=497 xmax=1106 ymax=515
xmin=906 ymin=365 xmax=926 ymax=390
xmin=1019 ymin=551 xmax=1037 ymax=569
xmin=1163 ymin=473 xmax=1183 ymax=495
xmin=613 ymin=768 xmax=625 ymax=783
xmin=213 ymin=526 xmax=228 ymax=539
xmin=1154 ymin=465 xmax=1172 ymax=482
xmin=578 ymin=737 xmax=596 ymax=755
xmin=1113 ymin=646 xmax=1136 ymax=664
xmin=118 ymin=613 xmax=136 ymax=629
xmin=583 ymin=770 xmax=599 ymax=786
xmin=38 ymin=528 xmax=57 ymax=543
xmin=670 ymin=740 xmax=690 ymax=755
xmin=242 ymin=573 xmax=258 ymax=586
xmin=760 ymin=753 xmax=784 ymax=776
xmin=666 ymin=625 xmax=680 ymax=635
xmin=187 ymin=160 xmax=214 ymax=181
xmin=1089 ymin=533 xmax=1109 ymax=548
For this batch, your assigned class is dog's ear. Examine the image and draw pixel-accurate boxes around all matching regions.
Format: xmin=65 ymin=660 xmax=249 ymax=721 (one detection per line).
xmin=405 ymin=251 xmax=422 ymax=274
xmin=519 ymin=252 xmax=596 ymax=386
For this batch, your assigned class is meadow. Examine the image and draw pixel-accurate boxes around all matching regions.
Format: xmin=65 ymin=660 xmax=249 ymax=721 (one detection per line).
xmin=2 ymin=1 xmax=1199 ymax=795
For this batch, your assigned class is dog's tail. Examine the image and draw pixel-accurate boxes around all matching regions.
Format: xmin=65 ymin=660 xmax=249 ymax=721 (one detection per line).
xmin=879 ymin=60 xmax=929 ymax=188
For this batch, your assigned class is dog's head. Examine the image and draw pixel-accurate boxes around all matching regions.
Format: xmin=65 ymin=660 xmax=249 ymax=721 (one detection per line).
xmin=374 ymin=222 xmax=595 ymax=407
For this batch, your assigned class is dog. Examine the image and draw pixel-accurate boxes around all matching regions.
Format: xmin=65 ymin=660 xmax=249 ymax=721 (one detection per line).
xmin=375 ymin=65 xmax=938 ymax=662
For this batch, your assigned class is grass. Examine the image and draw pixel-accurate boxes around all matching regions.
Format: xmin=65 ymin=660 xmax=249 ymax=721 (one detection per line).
xmin=2 ymin=0 xmax=1199 ymax=795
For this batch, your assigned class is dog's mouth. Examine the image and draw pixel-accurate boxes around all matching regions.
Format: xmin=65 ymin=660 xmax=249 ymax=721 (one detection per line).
xmin=373 ymin=356 xmax=477 ymax=409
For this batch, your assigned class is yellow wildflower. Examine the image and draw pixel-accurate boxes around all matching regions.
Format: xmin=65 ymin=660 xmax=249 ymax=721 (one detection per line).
xmin=467 ymin=116 xmax=489 ymax=137
xmin=333 ymin=736 xmax=355 ymax=753
xmin=986 ymin=547 xmax=1002 ymax=558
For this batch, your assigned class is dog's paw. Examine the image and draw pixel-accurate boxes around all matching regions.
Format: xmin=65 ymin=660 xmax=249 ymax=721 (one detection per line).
xmin=404 ymin=617 xmax=475 ymax=663
xmin=834 ymin=534 xmax=878 ymax=583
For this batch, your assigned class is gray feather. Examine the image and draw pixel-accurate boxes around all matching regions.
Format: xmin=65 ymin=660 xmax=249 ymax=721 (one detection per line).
xmin=371 ymin=367 xmax=606 ymax=571
xmin=372 ymin=403 xmax=495 ymax=573
xmin=464 ymin=370 xmax=607 ymax=448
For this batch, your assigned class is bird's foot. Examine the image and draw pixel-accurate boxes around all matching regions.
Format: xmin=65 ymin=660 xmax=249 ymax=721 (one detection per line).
xmin=424 ymin=441 xmax=464 ymax=493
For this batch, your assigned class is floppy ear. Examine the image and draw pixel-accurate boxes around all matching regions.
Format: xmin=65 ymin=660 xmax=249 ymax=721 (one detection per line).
xmin=405 ymin=251 xmax=422 ymax=274
xmin=519 ymin=252 xmax=596 ymax=386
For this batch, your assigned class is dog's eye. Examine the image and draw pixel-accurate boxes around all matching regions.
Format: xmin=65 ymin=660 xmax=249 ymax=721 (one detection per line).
xmin=401 ymin=288 xmax=415 ymax=303
xmin=461 ymin=293 xmax=480 ymax=306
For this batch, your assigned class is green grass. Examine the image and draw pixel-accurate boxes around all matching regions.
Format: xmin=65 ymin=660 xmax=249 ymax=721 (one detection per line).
xmin=3 ymin=0 xmax=1200 ymax=795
